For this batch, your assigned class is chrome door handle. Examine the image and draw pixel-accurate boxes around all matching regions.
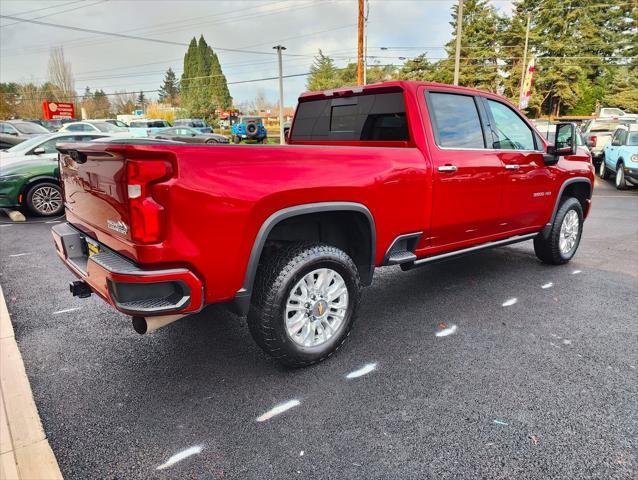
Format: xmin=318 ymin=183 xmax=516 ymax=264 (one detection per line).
xmin=504 ymin=164 xmax=521 ymax=170
xmin=438 ymin=165 xmax=458 ymax=172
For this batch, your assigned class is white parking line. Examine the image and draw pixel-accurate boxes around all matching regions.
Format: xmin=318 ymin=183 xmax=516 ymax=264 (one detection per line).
xmin=435 ymin=324 xmax=458 ymax=337
xmin=346 ymin=363 xmax=377 ymax=379
xmin=572 ymin=270 xmax=582 ymax=275
xmin=541 ymin=282 xmax=554 ymax=289
xmin=156 ymin=445 xmax=203 ymax=470
xmin=502 ymin=298 xmax=518 ymax=307
xmin=256 ymin=399 xmax=300 ymax=422
xmin=8 ymin=253 xmax=28 ymax=257
xmin=52 ymin=307 xmax=81 ymax=315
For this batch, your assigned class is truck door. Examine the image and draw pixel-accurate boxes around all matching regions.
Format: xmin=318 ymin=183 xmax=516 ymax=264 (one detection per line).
xmin=423 ymin=90 xmax=504 ymax=248
xmin=481 ymin=97 xmax=554 ymax=231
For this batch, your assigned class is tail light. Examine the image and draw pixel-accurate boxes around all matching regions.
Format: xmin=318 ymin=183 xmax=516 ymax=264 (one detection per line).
xmin=126 ymin=159 xmax=172 ymax=243
xmin=590 ymin=135 xmax=597 ymax=145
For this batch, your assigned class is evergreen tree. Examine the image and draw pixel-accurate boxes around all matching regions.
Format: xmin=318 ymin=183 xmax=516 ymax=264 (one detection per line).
xmin=306 ymin=50 xmax=340 ymax=91
xmin=180 ymin=35 xmax=232 ymax=119
xmin=136 ymin=91 xmax=146 ymax=109
xmin=158 ymin=68 xmax=179 ymax=105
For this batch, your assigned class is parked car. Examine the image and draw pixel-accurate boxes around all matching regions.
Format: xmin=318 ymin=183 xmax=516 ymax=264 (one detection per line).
xmin=283 ymin=121 xmax=291 ymax=139
xmin=0 ymin=132 xmax=109 ymax=216
xmin=52 ymin=80 xmax=593 ymax=367
xmin=598 ymin=107 xmax=638 ymax=120
xmin=25 ymin=119 xmax=75 ymax=132
xmin=231 ymin=116 xmax=267 ymax=143
xmin=0 ymin=120 xmax=50 ymax=139
xmin=599 ymin=123 xmax=638 ymax=189
xmin=152 ymin=127 xmax=229 ymax=144
xmin=581 ymin=118 xmax=635 ymax=166
xmin=59 ymin=121 xmax=128 ymax=134
xmin=128 ymin=119 xmax=172 ymax=137
xmin=96 ymin=118 xmax=129 ymax=128
xmin=531 ymin=120 xmax=588 ymax=151
xmin=0 ymin=133 xmax=25 ymax=150
xmin=173 ymin=118 xmax=212 ymax=134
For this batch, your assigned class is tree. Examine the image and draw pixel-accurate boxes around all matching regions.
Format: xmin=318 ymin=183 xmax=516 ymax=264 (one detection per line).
xmin=158 ymin=67 xmax=179 ymax=106
xmin=47 ymin=47 xmax=76 ymax=102
xmin=399 ymin=54 xmax=439 ymax=81
xmin=306 ymin=50 xmax=341 ymax=91
xmin=0 ymin=82 xmax=19 ymax=119
xmin=136 ymin=91 xmax=146 ymax=110
xmin=111 ymin=91 xmax=136 ymax=115
xmin=180 ymin=35 xmax=232 ymax=119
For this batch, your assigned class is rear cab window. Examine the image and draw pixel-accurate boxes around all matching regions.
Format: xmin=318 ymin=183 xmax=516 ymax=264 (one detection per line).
xmin=289 ymin=88 xmax=409 ymax=143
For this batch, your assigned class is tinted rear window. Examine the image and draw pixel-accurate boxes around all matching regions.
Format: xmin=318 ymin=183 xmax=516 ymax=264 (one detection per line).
xmin=290 ymin=91 xmax=408 ymax=142
xmin=427 ymin=92 xmax=485 ymax=149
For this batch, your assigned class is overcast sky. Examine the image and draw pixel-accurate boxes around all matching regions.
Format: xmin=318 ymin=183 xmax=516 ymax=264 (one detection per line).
xmin=0 ymin=0 xmax=513 ymax=106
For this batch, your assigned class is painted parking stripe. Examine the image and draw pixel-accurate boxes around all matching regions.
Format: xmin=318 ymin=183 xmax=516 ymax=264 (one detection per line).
xmin=256 ymin=399 xmax=300 ymax=422
xmin=156 ymin=445 xmax=203 ymax=470
xmin=52 ymin=307 xmax=81 ymax=315
xmin=346 ymin=363 xmax=377 ymax=379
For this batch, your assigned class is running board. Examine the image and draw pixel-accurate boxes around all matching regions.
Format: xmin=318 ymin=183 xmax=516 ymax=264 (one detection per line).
xmin=401 ymin=233 xmax=539 ymax=271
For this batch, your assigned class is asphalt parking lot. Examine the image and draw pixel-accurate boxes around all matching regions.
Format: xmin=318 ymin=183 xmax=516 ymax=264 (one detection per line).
xmin=1 ymin=179 xmax=636 ymax=480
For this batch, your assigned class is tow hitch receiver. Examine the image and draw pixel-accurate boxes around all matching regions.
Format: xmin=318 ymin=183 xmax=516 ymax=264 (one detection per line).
xmin=69 ymin=280 xmax=92 ymax=298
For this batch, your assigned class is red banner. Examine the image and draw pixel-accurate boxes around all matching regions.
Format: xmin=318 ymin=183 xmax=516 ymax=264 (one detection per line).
xmin=42 ymin=101 xmax=75 ymax=120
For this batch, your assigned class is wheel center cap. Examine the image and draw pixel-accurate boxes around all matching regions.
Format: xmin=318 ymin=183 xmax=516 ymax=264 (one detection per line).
xmin=312 ymin=299 xmax=328 ymax=318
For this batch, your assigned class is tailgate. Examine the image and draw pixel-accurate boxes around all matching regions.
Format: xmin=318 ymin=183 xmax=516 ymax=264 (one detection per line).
xmin=57 ymin=142 xmax=175 ymax=244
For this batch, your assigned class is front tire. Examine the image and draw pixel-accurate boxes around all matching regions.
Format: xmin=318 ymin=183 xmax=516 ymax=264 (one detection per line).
xmin=615 ymin=162 xmax=627 ymax=190
xmin=205 ymin=139 xmax=218 ymax=144
xmin=533 ymin=197 xmax=583 ymax=265
xmin=248 ymin=243 xmax=361 ymax=367
xmin=25 ymin=182 xmax=63 ymax=217
xmin=599 ymin=157 xmax=609 ymax=179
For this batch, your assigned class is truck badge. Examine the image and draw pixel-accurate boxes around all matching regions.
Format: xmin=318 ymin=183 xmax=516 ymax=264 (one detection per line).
xmin=107 ymin=220 xmax=128 ymax=235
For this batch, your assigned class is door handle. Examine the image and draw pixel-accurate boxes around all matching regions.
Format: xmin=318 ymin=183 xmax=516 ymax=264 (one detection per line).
xmin=438 ymin=165 xmax=458 ymax=172
xmin=504 ymin=164 xmax=521 ymax=170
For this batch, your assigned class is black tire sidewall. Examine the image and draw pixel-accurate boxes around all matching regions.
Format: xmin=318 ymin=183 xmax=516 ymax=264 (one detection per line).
xmin=26 ymin=182 xmax=63 ymax=217
xmin=553 ymin=198 xmax=584 ymax=262
xmin=616 ymin=163 xmax=626 ymax=189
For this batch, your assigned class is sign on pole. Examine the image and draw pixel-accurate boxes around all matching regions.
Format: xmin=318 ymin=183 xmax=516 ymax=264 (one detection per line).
xmin=519 ymin=56 xmax=535 ymax=110
xmin=42 ymin=101 xmax=75 ymax=120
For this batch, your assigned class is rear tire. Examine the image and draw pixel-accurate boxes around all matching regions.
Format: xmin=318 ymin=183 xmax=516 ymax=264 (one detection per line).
xmin=205 ymin=139 xmax=218 ymax=144
xmin=232 ymin=135 xmax=241 ymax=144
xmin=248 ymin=243 xmax=361 ymax=367
xmin=25 ymin=182 xmax=63 ymax=217
xmin=599 ymin=157 xmax=609 ymax=179
xmin=533 ymin=197 xmax=583 ymax=265
xmin=615 ymin=162 xmax=627 ymax=190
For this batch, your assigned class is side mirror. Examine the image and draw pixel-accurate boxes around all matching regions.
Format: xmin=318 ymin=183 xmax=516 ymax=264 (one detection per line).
xmin=32 ymin=147 xmax=46 ymax=155
xmin=191 ymin=133 xmax=196 ymax=137
xmin=7 ymin=131 xmax=18 ymax=136
xmin=611 ymin=139 xmax=621 ymax=147
xmin=544 ymin=123 xmax=576 ymax=165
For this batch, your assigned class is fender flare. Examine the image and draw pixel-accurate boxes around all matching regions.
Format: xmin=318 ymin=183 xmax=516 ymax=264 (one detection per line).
xmin=232 ymin=201 xmax=376 ymax=316
xmin=543 ymin=177 xmax=592 ymax=238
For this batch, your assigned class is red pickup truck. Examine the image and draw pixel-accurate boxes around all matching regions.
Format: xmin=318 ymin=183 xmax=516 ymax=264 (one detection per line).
xmin=52 ymin=81 xmax=594 ymax=367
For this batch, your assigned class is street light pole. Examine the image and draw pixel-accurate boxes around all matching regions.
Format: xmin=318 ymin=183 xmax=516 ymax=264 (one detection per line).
xmin=453 ymin=0 xmax=464 ymax=86
xmin=357 ymin=0 xmax=364 ymax=85
xmin=273 ymin=45 xmax=286 ymax=145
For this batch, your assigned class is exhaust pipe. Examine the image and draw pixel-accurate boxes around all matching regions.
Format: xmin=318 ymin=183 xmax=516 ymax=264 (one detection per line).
xmin=132 ymin=314 xmax=185 ymax=334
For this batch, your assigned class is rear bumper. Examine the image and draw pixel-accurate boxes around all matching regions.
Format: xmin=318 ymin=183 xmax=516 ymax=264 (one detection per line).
xmin=51 ymin=222 xmax=204 ymax=316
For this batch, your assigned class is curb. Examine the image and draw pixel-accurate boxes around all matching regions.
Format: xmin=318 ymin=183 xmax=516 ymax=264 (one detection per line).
xmin=0 ymin=284 xmax=63 ymax=480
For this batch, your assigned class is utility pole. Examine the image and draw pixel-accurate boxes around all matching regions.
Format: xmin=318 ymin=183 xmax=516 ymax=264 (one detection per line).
xmin=357 ymin=0 xmax=364 ymax=85
xmin=273 ymin=45 xmax=286 ymax=144
xmin=453 ymin=0 xmax=464 ymax=86
xmin=519 ymin=12 xmax=531 ymax=101
xmin=363 ymin=0 xmax=369 ymax=85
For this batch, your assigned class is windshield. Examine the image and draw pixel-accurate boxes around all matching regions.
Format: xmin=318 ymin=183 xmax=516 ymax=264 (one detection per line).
xmin=12 ymin=122 xmax=50 ymax=134
xmin=5 ymin=134 xmax=49 ymax=152
xmin=627 ymin=132 xmax=638 ymax=146
xmin=92 ymin=122 xmax=125 ymax=132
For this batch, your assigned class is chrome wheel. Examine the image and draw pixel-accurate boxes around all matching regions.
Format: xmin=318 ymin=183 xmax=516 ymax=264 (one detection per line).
xmin=284 ymin=268 xmax=349 ymax=347
xmin=30 ymin=185 xmax=62 ymax=215
xmin=559 ymin=209 xmax=579 ymax=255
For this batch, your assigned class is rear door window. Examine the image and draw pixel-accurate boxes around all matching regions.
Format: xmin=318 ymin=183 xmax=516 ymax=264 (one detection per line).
xmin=290 ymin=91 xmax=408 ymax=141
xmin=427 ymin=92 xmax=485 ymax=149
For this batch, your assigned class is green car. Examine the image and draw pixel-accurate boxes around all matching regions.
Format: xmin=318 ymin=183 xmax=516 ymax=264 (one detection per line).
xmin=0 ymin=132 xmax=108 ymax=216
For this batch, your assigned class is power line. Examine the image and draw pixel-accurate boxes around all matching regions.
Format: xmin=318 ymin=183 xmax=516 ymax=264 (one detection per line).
xmin=1 ymin=0 xmax=84 ymax=18
xmin=1 ymin=0 xmax=106 ymax=28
